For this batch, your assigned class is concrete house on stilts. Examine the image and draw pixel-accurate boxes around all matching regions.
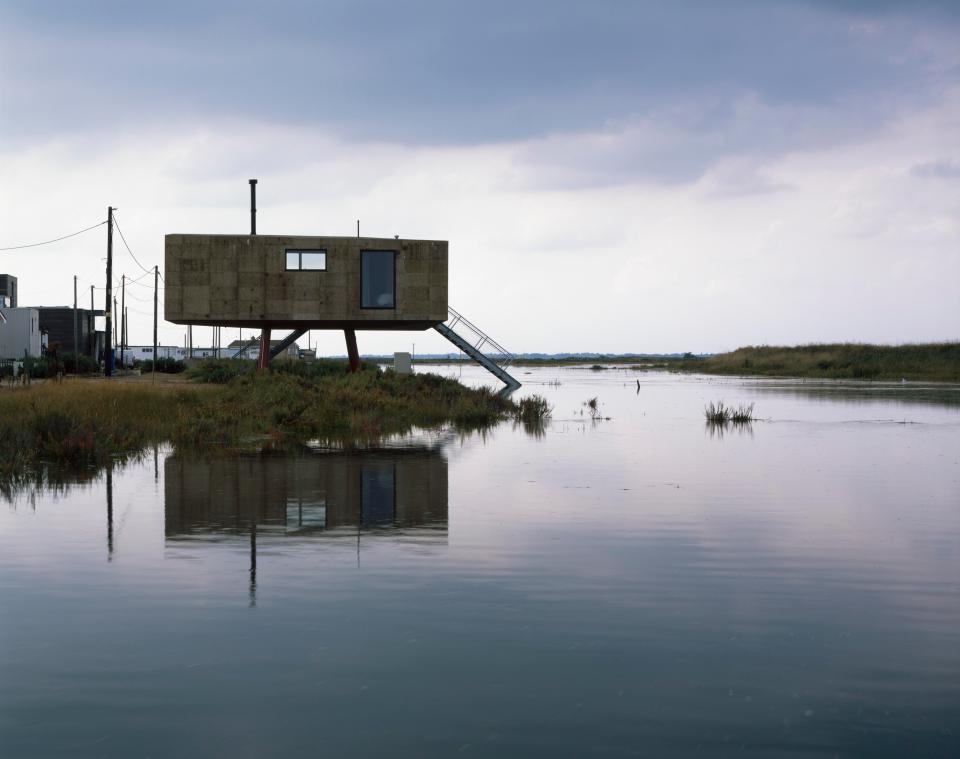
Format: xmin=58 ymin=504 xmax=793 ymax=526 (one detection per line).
xmin=163 ymin=181 xmax=520 ymax=393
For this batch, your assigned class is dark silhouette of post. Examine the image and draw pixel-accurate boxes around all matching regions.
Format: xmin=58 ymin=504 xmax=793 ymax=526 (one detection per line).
xmin=120 ymin=275 xmax=125 ymax=370
xmin=153 ymin=265 xmax=158 ymax=383
xmin=345 ymin=329 xmax=360 ymax=372
xmin=249 ymin=179 xmax=257 ymax=236
xmin=105 ymin=206 xmax=114 ymax=376
xmin=106 ymin=462 xmax=114 ymax=560
xmin=73 ymin=275 xmax=78 ymax=373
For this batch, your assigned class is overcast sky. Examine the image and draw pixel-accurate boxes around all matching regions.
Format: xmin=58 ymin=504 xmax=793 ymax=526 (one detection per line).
xmin=1 ymin=0 xmax=957 ymax=355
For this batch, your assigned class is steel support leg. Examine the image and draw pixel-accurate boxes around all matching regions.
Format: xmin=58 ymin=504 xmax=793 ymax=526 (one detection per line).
xmin=344 ymin=328 xmax=360 ymax=372
xmin=256 ymin=328 xmax=272 ymax=370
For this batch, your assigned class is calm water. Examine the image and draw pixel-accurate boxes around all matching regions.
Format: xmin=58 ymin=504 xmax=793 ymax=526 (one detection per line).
xmin=1 ymin=367 xmax=958 ymax=758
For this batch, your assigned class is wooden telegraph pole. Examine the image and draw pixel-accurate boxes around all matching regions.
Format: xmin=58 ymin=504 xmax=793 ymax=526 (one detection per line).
xmin=120 ymin=274 xmax=126 ymax=371
xmin=73 ymin=275 xmax=78 ymax=374
xmin=105 ymin=206 xmax=114 ymax=376
xmin=153 ymin=265 xmax=158 ymax=383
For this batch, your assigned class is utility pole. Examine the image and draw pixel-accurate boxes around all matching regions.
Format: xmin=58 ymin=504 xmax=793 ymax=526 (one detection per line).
xmin=113 ymin=296 xmax=118 ymax=349
xmin=249 ymin=178 xmax=272 ymax=370
xmin=90 ymin=285 xmax=94 ymax=362
xmin=153 ymin=265 xmax=158 ymax=383
xmin=120 ymin=275 xmax=126 ymax=371
xmin=73 ymin=275 xmax=78 ymax=374
xmin=105 ymin=206 xmax=114 ymax=376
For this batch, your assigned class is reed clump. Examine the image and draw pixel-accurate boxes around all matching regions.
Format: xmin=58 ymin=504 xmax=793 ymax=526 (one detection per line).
xmin=516 ymin=394 xmax=552 ymax=424
xmin=704 ymin=401 xmax=755 ymax=424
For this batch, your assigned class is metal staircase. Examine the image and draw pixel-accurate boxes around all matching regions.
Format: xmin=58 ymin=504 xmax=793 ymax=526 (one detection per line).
xmin=434 ymin=306 xmax=521 ymax=396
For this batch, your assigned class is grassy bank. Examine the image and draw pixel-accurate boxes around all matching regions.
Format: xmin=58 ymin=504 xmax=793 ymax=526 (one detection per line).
xmin=0 ymin=366 xmax=514 ymax=482
xmin=661 ymin=342 xmax=960 ymax=382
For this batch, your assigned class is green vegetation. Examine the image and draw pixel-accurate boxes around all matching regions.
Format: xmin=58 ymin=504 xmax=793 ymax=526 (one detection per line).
xmin=139 ymin=357 xmax=187 ymax=374
xmin=704 ymin=401 xmax=755 ymax=424
xmin=658 ymin=343 xmax=960 ymax=382
xmin=0 ymin=368 xmax=515 ymax=485
xmin=516 ymin=394 xmax=551 ymax=424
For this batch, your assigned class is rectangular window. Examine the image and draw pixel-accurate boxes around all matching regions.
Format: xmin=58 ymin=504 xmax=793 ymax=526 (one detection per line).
xmin=361 ymin=250 xmax=396 ymax=309
xmin=361 ymin=464 xmax=395 ymax=525
xmin=285 ymin=249 xmax=327 ymax=271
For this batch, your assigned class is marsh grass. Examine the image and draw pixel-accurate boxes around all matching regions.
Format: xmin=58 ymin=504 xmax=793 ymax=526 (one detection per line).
xmin=671 ymin=343 xmax=960 ymax=382
xmin=704 ymin=401 xmax=755 ymax=424
xmin=0 ymin=370 xmax=516 ymax=484
xmin=583 ymin=396 xmax=608 ymax=421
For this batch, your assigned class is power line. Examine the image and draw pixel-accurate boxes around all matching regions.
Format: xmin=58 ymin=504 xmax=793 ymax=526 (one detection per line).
xmin=0 ymin=220 xmax=107 ymax=251
xmin=111 ymin=214 xmax=153 ymax=275
xmin=120 ymin=288 xmax=154 ymax=304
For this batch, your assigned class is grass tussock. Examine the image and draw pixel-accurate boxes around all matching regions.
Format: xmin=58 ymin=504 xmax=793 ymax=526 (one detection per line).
xmin=516 ymin=394 xmax=552 ymax=424
xmin=671 ymin=342 xmax=960 ymax=382
xmin=704 ymin=401 xmax=755 ymax=424
xmin=0 ymin=369 xmax=516 ymax=483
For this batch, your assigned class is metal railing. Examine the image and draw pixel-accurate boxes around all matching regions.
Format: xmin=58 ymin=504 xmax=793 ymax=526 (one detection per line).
xmin=443 ymin=307 xmax=516 ymax=368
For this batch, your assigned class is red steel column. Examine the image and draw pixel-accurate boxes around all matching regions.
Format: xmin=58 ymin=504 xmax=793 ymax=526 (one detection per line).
xmin=257 ymin=328 xmax=272 ymax=370
xmin=344 ymin=329 xmax=360 ymax=372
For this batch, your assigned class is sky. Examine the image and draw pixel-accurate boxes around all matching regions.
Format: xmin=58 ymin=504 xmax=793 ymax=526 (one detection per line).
xmin=1 ymin=0 xmax=958 ymax=355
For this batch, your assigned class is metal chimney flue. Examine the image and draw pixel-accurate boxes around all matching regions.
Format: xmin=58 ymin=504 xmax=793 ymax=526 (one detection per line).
xmin=249 ymin=179 xmax=258 ymax=235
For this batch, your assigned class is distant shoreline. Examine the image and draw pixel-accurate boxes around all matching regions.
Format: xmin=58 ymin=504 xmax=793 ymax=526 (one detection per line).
xmin=407 ymin=342 xmax=960 ymax=382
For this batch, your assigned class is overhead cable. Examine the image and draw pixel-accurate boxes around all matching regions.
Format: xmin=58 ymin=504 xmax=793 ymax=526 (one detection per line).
xmin=0 ymin=220 xmax=107 ymax=251
xmin=111 ymin=214 xmax=154 ymax=275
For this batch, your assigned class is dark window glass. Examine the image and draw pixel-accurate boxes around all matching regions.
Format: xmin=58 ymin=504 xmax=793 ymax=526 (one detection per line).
xmin=361 ymin=250 xmax=395 ymax=309
xmin=361 ymin=464 xmax=395 ymax=525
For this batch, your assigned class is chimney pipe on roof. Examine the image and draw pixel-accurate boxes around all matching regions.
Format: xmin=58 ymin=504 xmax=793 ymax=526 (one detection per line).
xmin=249 ymin=179 xmax=257 ymax=235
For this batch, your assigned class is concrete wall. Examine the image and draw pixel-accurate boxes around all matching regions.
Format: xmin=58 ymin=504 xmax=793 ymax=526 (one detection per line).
xmin=0 ymin=307 xmax=41 ymax=359
xmin=165 ymin=234 xmax=448 ymax=330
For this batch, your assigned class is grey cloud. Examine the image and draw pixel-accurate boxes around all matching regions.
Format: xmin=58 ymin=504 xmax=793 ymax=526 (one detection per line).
xmin=1 ymin=1 xmax=955 ymax=141
xmin=512 ymin=95 xmax=882 ymax=190
xmin=911 ymin=158 xmax=960 ymax=179
xmin=1 ymin=0 xmax=957 ymax=191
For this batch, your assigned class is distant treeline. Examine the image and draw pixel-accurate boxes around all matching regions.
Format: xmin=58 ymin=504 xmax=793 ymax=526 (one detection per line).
xmin=659 ymin=342 xmax=960 ymax=382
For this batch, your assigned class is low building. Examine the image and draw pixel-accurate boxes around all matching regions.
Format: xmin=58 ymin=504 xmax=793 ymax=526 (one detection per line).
xmin=37 ymin=306 xmax=103 ymax=359
xmin=0 ymin=274 xmax=18 ymax=308
xmin=121 ymin=345 xmax=188 ymax=365
xmin=0 ymin=307 xmax=41 ymax=359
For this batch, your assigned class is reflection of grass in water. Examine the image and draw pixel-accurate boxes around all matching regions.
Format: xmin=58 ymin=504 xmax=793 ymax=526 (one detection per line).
xmin=0 ymin=370 xmax=516 ymax=489
xmin=704 ymin=401 xmax=755 ymax=424
xmin=705 ymin=419 xmax=754 ymax=440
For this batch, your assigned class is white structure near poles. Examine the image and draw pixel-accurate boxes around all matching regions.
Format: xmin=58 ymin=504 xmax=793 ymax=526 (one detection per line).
xmin=0 ymin=307 xmax=42 ymax=359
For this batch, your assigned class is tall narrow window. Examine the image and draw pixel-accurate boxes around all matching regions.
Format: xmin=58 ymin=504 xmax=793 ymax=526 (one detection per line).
xmin=361 ymin=464 xmax=396 ymax=525
xmin=361 ymin=250 xmax=395 ymax=309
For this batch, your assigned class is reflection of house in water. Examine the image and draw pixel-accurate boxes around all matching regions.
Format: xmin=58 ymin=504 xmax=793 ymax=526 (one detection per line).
xmin=163 ymin=451 xmax=448 ymax=539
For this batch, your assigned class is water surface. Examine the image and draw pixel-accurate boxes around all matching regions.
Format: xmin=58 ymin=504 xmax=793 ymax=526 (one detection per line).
xmin=2 ymin=368 xmax=958 ymax=757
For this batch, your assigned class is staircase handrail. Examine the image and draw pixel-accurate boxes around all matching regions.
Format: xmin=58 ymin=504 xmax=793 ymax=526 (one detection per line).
xmin=445 ymin=307 xmax=515 ymax=367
